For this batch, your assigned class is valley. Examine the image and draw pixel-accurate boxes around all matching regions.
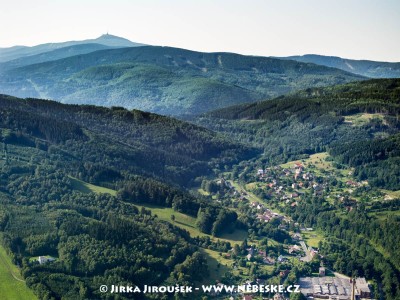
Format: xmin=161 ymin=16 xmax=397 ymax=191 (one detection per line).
xmin=0 ymin=42 xmax=399 ymax=299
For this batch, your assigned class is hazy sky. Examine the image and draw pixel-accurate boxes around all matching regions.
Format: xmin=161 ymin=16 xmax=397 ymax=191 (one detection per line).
xmin=1 ymin=0 xmax=399 ymax=61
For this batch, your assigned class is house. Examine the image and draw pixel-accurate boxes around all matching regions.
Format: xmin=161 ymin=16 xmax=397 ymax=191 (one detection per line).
xmin=346 ymin=180 xmax=359 ymax=187
xmin=291 ymin=183 xmax=298 ymax=189
xmin=280 ymin=269 xmax=290 ymax=278
xmin=278 ymin=224 xmax=288 ymax=230
xmin=319 ymin=266 xmax=326 ymax=276
xmin=258 ymin=215 xmax=270 ymax=222
xmin=257 ymin=169 xmax=264 ymax=175
xmin=263 ymin=256 xmax=275 ymax=265
xmin=292 ymin=233 xmax=302 ymax=240
xmin=310 ymin=248 xmax=318 ymax=258
xmin=278 ymin=255 xmax=287 ymax=263
xmin=247 ymin=247 xmax=255 ymax=256
xmin=243 ymin=295 xmax=253 ymax=300
xmin=273 ymin=293 xmax=285 ymax=300
xmin=288 ymin=245 xmax=301 ymax=254
xmin=290 ymin=193 xmax=299 ymax=198
xmin=294 ymin=162 xmax=303 ymax=169
xmin=258 ymin=250 xmax=266 ymax=257
xmin=38 ymin=256 xmax=55 ymax=264
xmin=246 ymin=253 xmax=253 ymax=261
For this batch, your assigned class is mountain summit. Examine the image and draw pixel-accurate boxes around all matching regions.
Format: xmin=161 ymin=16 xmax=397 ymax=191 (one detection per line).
xmin=0 ymin=34 xmax=145 ymax=62
xmin=81 ymin=33 xmax=143 ymax=48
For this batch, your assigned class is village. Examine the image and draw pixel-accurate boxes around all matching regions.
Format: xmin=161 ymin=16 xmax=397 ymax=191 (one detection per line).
xmin=204 ymin=153 xmax=372 ymax=300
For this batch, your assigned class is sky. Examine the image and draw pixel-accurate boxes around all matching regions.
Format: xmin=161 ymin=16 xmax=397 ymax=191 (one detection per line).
xmin=1 ymin=0 xmax=399 ymax=61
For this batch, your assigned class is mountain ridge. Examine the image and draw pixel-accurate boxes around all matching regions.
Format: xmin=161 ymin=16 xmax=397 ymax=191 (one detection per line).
xmin=277 ymin=54 xmax=400 ymax=78
xmin=0 ymin=46 xmax=365 ymax=116
xmin=0 ymin=34 xmax=145 ymax=63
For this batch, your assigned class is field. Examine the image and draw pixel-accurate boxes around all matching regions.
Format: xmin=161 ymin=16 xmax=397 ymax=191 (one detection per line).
xmin=381 ymin=189 xmax=400 ymax=200
xmin=280 ymin=152 xmax=353 ymax=181
xmin=201 ymin=249 xmax=232 ymax=284
xmin=136 ymin=204 xmax=247 ymax=245
xmin=301 ymin=230 xmax=324 ymax=248
xmin=369 ymin=210 xmax=400 ymax=220
xmin=344 ymin=113 xmax=385 ymax=127
xmin=69 ymin=176 xmax=117 ymax=196
xmin=0 ymin=236 xmax=37 ymax=300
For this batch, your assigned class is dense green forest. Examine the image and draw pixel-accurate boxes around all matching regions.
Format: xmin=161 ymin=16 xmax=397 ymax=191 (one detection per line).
xmin=0 ymin=46 xmax=363 ymax=115
xmin=0 ymin=95 xmax=250 ymax=299
xmin=0 ymin=94 xmax=255 ymax=187
xmin=329 ymin=133 xmax=400 ymax=189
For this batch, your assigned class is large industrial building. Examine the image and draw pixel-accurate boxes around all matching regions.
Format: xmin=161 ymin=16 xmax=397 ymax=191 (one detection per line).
xmin=298 ymin=276 xmax=371 ymax=300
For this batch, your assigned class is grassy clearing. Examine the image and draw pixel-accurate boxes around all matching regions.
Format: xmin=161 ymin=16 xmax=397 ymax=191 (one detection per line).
xmin=306 ymin=152 xmax=334 ymax=171
xmin=369 ymin=210 xmax=400 ymax=220
xmin=0 ymin=236 xmax=37 ymax=300
xmin=219 ymin=230 xmax=248 ymax=243
xmin=136 ymin=204 xmax=247 ymax=245
xmin=281 ymin=152 xmax=333 ymax=171
xmin=68 ymin=176 xmax=117 ymax=196
xmin=380 ymin=189 xmax=400 ymax=200
xmin=344 ymin=113 xmax=385 ymax=127
xmin=302 ymin=230 xmax=324 ymax=248
xmin=201 ymin=249 xmax=232 ymax=284
xmin=135 ymin=204 xmax=206 ymax=237
xmin=196 ymin=188 xmax=210 ymax=196
xmin=245 ymin=182 xmax=258 ymax=190
xmin=280 ymin=152 xmax=353 ymax=181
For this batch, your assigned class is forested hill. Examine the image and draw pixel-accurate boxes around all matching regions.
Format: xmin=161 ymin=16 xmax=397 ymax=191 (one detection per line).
xmin=278 ymin=54 xmax=400 ymax=78
xmin=329 ymin=133 xmax=400 ymax=189
xmin=0 ymin=94 xmax=246 ymax=299
xmin=0 ymin=94 xmax=255 ymax=186
xmin=207 ymin=78 xmax=400 ymax=120
xmin=0 ymin=43 xmax=114 ymax=71
xmin=0 ymin=46 xmax=364 ymax=116
xmin=195 ymin=79 xmax=400 ymax=189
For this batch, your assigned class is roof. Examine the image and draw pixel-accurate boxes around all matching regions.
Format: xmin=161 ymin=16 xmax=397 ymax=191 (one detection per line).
xmin=298 ymin=276 xmax=371 ymax=299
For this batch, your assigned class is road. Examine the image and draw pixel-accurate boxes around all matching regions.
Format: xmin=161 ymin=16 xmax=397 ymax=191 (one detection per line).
xmin=300 ymin=240 xmax=312 ymax=262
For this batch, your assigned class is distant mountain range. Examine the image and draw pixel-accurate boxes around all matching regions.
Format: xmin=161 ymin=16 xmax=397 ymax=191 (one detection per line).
xmin=0 ymin=38 xmax=364 ymax=116
xmin=277 ymin=54 xmax=400 ymax=78
xmin=2 ymin=35 xmax=400 ymax=116
xmin=0 ymin=34 xmax=144 ymax=63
